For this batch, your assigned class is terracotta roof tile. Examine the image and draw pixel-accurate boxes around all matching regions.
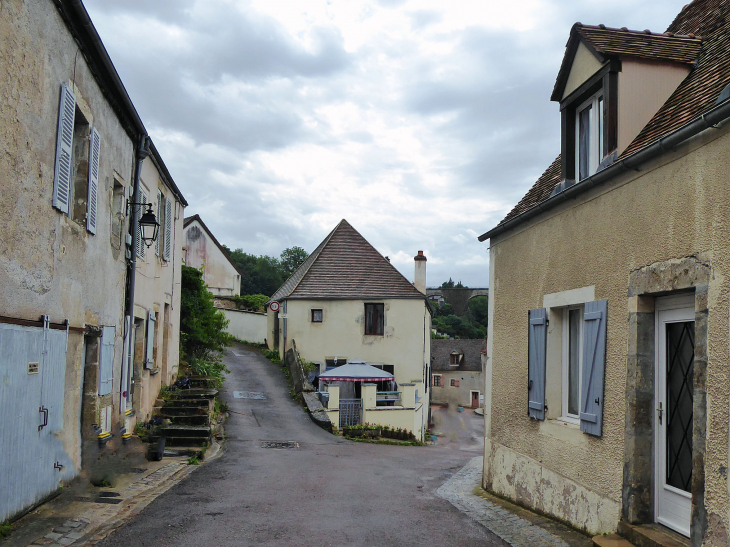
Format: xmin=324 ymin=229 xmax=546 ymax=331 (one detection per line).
xmin=576 ymin=25 xmax=701 ymax=64
xmin=270 ymin=220 xmax=426 ymax=301
xmin=498 ymin=156 xmax=561 ymax=226
xmin=490 ymin=0 xmax=730 ymax=232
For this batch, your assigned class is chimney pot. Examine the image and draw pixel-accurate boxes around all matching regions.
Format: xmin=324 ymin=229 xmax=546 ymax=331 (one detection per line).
xmin=414 ymin=250 xmax=427 ymax=293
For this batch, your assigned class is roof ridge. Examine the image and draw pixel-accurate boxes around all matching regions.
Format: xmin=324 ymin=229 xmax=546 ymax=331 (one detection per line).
xmin=268 ymin=220 xmax=343 ymax=303
xmin=285 ymin=220 xmax=345 ymax=296
xmin=577 ymin=22 xmax=702 ymax=40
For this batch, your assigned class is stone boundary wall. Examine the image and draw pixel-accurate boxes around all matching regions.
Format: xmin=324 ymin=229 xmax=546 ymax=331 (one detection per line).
xmin=219 ymin=308 xmax=267 ymax=344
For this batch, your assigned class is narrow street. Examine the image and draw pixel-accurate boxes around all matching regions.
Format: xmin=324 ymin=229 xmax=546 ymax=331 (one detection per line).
xmin=96 ymin=343 xmax=502 ymax=547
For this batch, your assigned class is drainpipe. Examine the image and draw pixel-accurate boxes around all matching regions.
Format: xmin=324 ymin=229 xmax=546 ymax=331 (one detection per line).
xmin=121 ymin=135 xmax=150 ymax=413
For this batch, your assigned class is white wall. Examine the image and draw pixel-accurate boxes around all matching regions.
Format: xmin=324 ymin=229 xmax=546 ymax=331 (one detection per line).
xmin=223 ymin=309 xmax=267 ymax=344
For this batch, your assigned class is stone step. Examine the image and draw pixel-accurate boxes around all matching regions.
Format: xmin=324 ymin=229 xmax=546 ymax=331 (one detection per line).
xmin=163 ymin=446 xmax=205 ymax=457
xmin=167 ymin=388 xmax=218 ymax=399
xmin=156 ymin=406 xmax=209 ymax=417
xmin=154 ymin=436 xmax=209 ymax=447
xmin=617 ymin=523 xmax=690 ymax=547
xmin=161 ymin=398 xmax=210 ymax=408
xmin=157 ymin=424 xmax=211 ymax=437
xmin=593 ymin=534 xmax=635 ymax=547
xmin=163 ymin=415 xmax=209 ymax=426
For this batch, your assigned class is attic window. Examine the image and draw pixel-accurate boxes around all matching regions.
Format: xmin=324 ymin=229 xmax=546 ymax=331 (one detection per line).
xmin=450 ymin=352 xmax=461 ymax=366
xmin=576 ymin=93 xmax=604 ymax=181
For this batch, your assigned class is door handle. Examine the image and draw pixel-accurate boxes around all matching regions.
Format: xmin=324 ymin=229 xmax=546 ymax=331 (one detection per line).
xmin=39 ymin=406 xmax=48 ymax=431
xmin=657 ymin=402 xmax=663 ymax=425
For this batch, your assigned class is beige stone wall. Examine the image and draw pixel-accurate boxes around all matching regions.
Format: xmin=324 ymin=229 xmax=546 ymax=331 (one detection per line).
xmin=130 ymin=157 xmax=185 ymax=421
xmin=183 ymin=219 xmax=240 ymax=296
xmin=0 ymin=0 xmax=135 ymax=475
xmin=484 ymin=124 xmax=730 ymax=535
xmin=281 ymin=299 xmax=431 ymax=386
xmin=431 ymin=370 xmax=483 ymax=408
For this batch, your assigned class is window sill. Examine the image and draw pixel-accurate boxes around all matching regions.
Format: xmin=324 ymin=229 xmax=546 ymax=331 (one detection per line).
xmin=538 ymin=418 xmax=586 ymax=445
xmin=558 ymin=416 xmax=580 ymax=426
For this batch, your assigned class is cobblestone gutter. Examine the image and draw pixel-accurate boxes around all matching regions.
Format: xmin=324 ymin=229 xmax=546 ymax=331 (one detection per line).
xmin=437 ymin=456 xmax=592 ymax=547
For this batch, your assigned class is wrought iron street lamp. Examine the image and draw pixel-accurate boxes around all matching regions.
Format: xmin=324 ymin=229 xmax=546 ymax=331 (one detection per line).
xmin=126 ymin=200 xmax=160 ymax=247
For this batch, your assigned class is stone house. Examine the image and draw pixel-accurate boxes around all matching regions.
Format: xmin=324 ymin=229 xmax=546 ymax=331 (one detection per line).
xmin=266 ymin=220 xmax=432 ymax=439
xmin=477 ymin=1 xmax=730 ymax=544
xmin=127 ymin=148 xmax=187 ymax=423
xmin=430 ymin=339 xmax=486 ymax=409
xmin=0 ymin=0 xmax=185 ymax=520
xmin=183 ymin=214 xmax=242 ymax=296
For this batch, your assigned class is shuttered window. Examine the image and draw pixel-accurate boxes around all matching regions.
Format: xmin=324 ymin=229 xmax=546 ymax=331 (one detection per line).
xmin=163 ymin=197 xmax=173 ymax=261
xmin=155 ymin=190 xmax=163 ymax=257
xmin=145 ymin=309 xmax=156 ymax=369
xmin=53 ymin=84 xmax=76 ymax=215
xmin=86 ymin=127 xmax=100 ymax=234
xmin=527 ymin=308 xmax=547 ymax=420
xmin=580 ymin=299 xmax=608 ymax=436
xmin=98 ymin=326 xmax=115 ymax=396
xmin=135 ymin=192 xmax=147 ymax=259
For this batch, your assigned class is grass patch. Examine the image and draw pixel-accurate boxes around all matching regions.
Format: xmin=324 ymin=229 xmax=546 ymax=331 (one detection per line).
xmin=188 ymin=456 xmax=200 ymax=465
xmin=345 ymin=436 xmax=424 ymax=446
xmin=184 ymin=356 xmax=230 ymax=388
xmin=263 ymin=349 xmax=282 ymax=365
xmin=0 ymin=521 xmax=12 ymax=538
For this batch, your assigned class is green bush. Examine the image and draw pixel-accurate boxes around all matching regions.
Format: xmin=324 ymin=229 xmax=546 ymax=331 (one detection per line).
xmin=188 ymin=356 xmax=230 ymax=388
xmin=180 ymin=266 xmax=234 ymax=361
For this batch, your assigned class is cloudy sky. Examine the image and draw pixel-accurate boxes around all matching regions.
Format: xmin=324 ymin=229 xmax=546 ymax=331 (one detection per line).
xmin=84 ymin=0 xmax=685 ymax=288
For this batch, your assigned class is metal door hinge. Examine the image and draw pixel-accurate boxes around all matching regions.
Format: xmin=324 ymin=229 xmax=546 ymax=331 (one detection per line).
xmin=39 ymin=406 xmax=48 ymax=431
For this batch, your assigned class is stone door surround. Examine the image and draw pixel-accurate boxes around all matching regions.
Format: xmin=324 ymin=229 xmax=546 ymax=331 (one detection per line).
xmin=623 ymin=255 xmax=709 ymax=547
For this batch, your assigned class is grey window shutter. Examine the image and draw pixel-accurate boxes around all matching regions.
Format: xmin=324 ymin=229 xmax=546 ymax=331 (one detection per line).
xmin=528 ymin=308 xmax=547 ymax=420
xmin=86 ymin=127 xmax=100 ymax=234
xmin=98 ymin=326 xmax=115 ymax=396
xmin=136 ymin=192 xmax=147 ymax=259
xmin=155 ymin=190 xmax=162 ymax=257
xmin=164 ymin=197 xmax=173 ymax=261
xmin=53 ymin=83 xmax=76 ymax=214
xmin=580 ymin=299 xmax=608 ymax=436
xmin=145 ymin=309 xmax=156 ymax=369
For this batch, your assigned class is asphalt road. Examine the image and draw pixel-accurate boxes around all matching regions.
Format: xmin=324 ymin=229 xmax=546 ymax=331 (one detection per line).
xmin=98 ymin=343 xmax=503 ymax=547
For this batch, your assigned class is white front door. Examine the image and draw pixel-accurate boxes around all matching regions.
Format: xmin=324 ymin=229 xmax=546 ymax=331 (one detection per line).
xmin=655 ymin=296 xmax=694 ymax=537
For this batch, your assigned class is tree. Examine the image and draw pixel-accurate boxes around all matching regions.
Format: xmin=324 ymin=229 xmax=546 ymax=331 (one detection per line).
xmin=180 ymin=266 xmax=234 ymax=360
xmin=280 ymin=246 xmax=309 ymax=278
xmin=441 ymin=278 xmax=455 ymax=288
xmin=467 ymin=296 xmax=488 ymax=329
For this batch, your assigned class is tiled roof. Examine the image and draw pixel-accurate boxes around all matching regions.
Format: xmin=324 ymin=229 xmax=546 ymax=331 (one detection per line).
xmin=490 ymin=0 xmax=730 ymax=233
xmin=269 ymin=219 xmax=426 ymax=301
xmin=623 ymin=0 xmax=730 ymax=155
xmin=431 ymin=339 xmax=485 ymax=372
xmin=498 ymin=157 xmax=561 ymax=226
xmin=576 ymin=25 xmax=702 ymax=65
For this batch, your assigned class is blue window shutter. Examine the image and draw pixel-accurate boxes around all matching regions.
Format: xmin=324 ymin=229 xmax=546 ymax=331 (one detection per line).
xmin=86 ymin=127 xmax=100 ymax=234
xmin=528 ymin=308 xmax=547 ymax=420
xmin=580 ymin=299 xmax=608 ymax=436
xmin=163 ymin=197 xmax=173 ymax=262
xmin=98 ymin=326 xmax=115 ymax=396
xmin=145 ymin=309 xmax=156 ymax=369
xmin=53 ymin=83 xmax=75 ymax=214
xmin=136 ymin=192 xmax=147 ymax=259
xmin=155 ymin=191 xmax=162 ymax=257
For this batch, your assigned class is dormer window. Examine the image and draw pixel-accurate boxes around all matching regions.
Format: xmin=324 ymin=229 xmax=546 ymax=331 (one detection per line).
xmin=576 ymin=92 xmax=604 ymax=181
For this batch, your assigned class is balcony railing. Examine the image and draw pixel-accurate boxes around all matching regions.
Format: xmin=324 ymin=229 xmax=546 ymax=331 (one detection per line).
xmin=376 ymin=391 xmax=401 ymax=406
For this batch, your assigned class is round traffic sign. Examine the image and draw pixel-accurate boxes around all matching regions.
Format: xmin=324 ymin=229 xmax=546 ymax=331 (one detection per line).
xmin=269 ymin=301 xmax=280 ymax=312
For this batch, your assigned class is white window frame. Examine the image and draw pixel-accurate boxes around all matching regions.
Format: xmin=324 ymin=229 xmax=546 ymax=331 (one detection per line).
xmin=575 ymin=92 xmax=604 ymax=181
xmin=561 ymin=306 xmax=584 ymax=424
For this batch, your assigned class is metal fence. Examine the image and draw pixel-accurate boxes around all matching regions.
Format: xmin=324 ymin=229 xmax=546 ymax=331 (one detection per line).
xmin=339 ymin=398 xmax=362 ymax=428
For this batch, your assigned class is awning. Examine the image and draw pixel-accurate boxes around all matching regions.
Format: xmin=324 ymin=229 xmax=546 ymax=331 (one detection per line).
xmin=318 ymin=362 xmax=394 ymax=382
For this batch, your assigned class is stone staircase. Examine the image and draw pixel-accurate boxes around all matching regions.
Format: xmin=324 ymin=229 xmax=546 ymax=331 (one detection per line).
xmin=150 ymin=382 xmax=218 ymax=457
xmin=593 ymin=523 xmax=690 ymax=547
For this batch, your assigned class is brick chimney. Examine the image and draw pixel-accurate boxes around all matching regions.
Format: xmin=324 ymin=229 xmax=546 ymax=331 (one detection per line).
xmin=414 ymin=250 xmax=427 ymax=294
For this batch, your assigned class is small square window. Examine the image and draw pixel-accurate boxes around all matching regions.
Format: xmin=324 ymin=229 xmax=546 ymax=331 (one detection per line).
xmin=311 ymin=309 xmax=323 ymax=323
xmin=432 ymin=374 xmax=442 ymax=387
xmin=364 ymin=303 xmax=384 ymax=335
xmin=450 ymin=379 xmax=459 ymax=388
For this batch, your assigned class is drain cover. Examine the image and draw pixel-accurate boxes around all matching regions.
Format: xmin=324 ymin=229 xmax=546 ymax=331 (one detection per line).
xmin=261 ymin=441 xmax=299 ymax=449
xmin=233 ymin=391 xmax=266 ymax=400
